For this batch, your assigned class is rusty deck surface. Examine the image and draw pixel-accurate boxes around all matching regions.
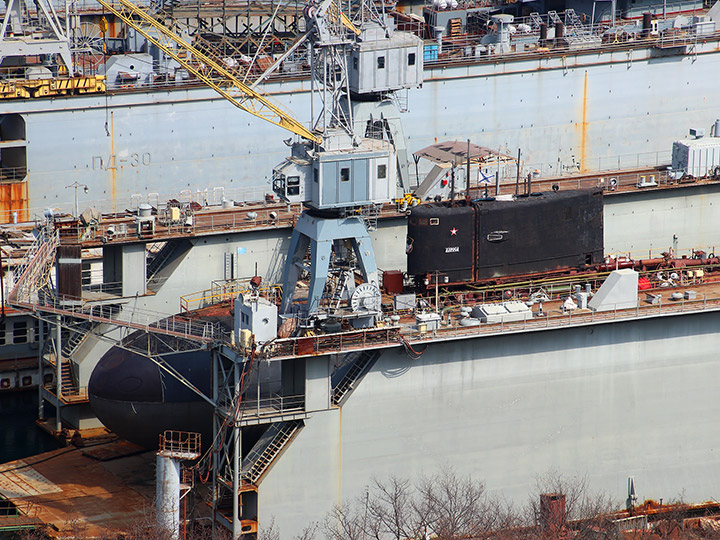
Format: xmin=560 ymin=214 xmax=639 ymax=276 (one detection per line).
xmin=0 ymin=440 xmax=155 ymax=538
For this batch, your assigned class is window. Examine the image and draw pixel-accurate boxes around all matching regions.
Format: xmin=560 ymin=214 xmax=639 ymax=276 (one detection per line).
xmin=272 ymin=173 xmax=285 ymax=194
xmin=377 ymin=56 xmax=385 ymax=69
xmin=0 ymin=114 xmax=27 ymax=183
xmin=340 ymin=167 xmax=350 ymax=182
xmin=287 ymin=175 xmax=300 ymax=196
xmin=353 ymin=57 xmax=358 ymax=70
xmin=13 ymin=321 xmax=27 ymax=344
xmin=313 ymin=168 xmax=319 ymax=183
xmin=408 ymin=52 xmax=416 ymax=66
xmin=377 ymin=164 xmax=387 ymax=179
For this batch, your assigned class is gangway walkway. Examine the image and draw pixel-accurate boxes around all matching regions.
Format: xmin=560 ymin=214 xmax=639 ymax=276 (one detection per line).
xmin=7 ymin=227 xmax=221 ymax=344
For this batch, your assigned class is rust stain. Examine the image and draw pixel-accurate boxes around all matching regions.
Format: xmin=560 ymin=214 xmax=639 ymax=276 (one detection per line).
xmin=110 ymin=112 xmax=117 ymax=213
xmin=0 ymin=182 xmax=28 ymax=223
xmin=580 ymin=70 xmax=588 ymax=173
xmin=338 ymin=406 xmax=343 ymax=510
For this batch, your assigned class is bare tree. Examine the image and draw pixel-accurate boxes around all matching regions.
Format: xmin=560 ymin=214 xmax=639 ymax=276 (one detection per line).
xmin=365 ymin=476 xmax=415 ymax=540
xmin=416 ymin=468 xmax=502 ymax=540
xmin=322 ymin=502 xmax=367 ymax=540
xmin=295 ymin=521 xmax=320 ymax=540
xmin=526 ymin=469 xmax=616 ymax=540
xmin=258 ymin=517 xmax=280 ymax=540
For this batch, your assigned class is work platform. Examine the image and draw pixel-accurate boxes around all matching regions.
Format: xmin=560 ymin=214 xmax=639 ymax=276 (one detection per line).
xmin=0 ymin=441 xmax=154 ymax=537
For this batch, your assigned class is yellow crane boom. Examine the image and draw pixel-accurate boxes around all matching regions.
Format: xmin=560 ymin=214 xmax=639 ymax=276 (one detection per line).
xmin=96 ymin=0 xmax=322 ymax=144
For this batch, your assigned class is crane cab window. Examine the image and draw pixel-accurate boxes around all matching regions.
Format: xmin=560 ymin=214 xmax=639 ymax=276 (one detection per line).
xmin=287 ymin=176 xmax=300 ymax=196
xmin=377 ymin=56 xmax=385 ymax=69
xmin=408 ymin=53 xmax=416 ymax=66
xmin=340 ymin=167 xmax=350 ymax=182
xmin=377 ymin=164 xmax=387 ymax=179
xmin=272 ymin=172 xmax=285 ymax=192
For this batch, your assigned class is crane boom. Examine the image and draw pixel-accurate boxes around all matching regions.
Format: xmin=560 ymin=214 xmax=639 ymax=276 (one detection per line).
xmin=95 ymin=0 xmax=322 ymax=144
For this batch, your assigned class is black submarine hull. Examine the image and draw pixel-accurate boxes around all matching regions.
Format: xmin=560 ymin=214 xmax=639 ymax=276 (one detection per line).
xmin=406 ymin=188 xmax=604 ymax=282
xmin=88 ymin=346 xmax=213 ymax=449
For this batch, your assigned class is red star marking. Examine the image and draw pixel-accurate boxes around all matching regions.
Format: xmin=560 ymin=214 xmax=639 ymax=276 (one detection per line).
xmin=450 ymin=228 xmax=458 ymax=236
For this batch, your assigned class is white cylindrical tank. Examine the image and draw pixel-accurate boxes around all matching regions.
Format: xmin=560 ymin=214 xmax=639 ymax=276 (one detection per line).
xmin=138 ymin=203 xmax=152 ymax=217
xmin=156 ymin=454 xmax=181 ymax=540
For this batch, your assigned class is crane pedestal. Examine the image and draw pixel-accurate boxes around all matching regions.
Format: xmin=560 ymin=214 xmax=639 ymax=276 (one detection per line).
xmin=280 ymin=212 xmax=379 ymax=317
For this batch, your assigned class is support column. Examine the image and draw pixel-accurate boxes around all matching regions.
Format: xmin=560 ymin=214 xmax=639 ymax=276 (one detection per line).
xmin=55 ymin=315 xmax=62 ymax=433
xmin=37 ymin=319 xmax=44 ymax=419
xmin=281 ymin=213 xmax=379 ymax=315
xmin=232 ymin=425 xmax=242 ymax=539
xmin=306 ymin=356 xmax=331 ymax=411
xmin=156 ymin=454 xmax=181 ymax=540
xmin=232 ymin=354 xmax=243 ymax=539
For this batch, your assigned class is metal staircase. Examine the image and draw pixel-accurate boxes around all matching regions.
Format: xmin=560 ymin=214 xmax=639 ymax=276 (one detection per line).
xmin=60 ymin=320 xmax=95 ymax=359
xmin=8 ymin=228 xmax=59 ymax=305
xmin=146 ymin=238 xmax=190 ymax=285
xmin=241 ymin=420 xmax=303 ymax=484
xmin=331 ymin=349 xmax=380 ymax=405
xmin=59 ymin=356 xmax=78 ymax=396
xmin=359 ymin=203 xmax=382 ymax=231
xmin=43 ymin=340 xmax=83 ymax=399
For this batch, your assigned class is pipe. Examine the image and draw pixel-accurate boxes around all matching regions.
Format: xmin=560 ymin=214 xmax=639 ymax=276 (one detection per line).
xmin=516 ymin=149 xmax=522 ymax=195
xmin=466 ymin=139 xmax=471 ymax=200
xmin=642 ymin=13 xmax=652 ymax=37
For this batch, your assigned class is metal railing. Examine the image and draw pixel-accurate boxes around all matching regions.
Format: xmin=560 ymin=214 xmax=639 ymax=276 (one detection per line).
xmin=237 ymin=393 xmax=305 ymax=419
xmin=54 ymin=203 xmax=302 ymax=244
xmin=8 ymin=229 xmax=58 ymax=305
xmin=264 ymin=292 xmax=720 ymax=360
xmin=159 ymin=430 xmax=201 ymax=456
xmin=12 ymin=271 xmax=221 ymax=343
xmin=42 ymin=382 xmax=89 ymax=403
xmin=180 ymin=281 xmax=282 ymax=313
xmin=270 ymin=327 xmax=401 ymax=359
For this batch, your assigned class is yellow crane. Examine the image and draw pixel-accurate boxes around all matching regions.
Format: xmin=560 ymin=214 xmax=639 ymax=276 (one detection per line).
xmin=95 ymin=0 xmax=323 ymax=144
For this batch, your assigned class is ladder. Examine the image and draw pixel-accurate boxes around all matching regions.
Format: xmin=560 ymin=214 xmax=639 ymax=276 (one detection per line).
xmin=241 ymin=420 xmax=302 ymax=484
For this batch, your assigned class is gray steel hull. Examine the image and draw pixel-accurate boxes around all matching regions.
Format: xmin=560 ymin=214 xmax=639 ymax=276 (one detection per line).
xmin=259 ymin=309 xmax=720 ymax=536
xmin=5 ymin=41 xmax=720 ymax=218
